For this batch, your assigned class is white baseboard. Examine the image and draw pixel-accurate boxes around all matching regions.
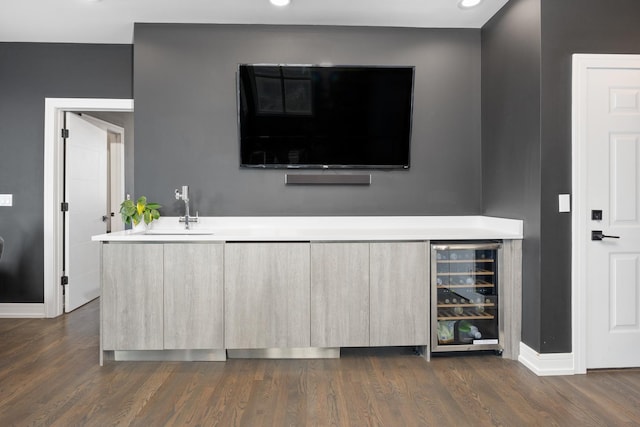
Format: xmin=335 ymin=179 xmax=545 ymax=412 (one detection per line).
xmin=518 ymin=342 xmax=576 ymax=376
xmin=0 ymin=303 xmax=46 ymax=318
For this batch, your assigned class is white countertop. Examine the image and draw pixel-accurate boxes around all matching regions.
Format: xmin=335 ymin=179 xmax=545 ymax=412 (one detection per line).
xmin=92 ymin=216 xmax=523 ymax=242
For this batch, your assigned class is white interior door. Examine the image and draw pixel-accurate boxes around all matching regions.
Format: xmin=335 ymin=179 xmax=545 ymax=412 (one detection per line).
xmin=64 ymin=112 xmax=108 ymax=312
xmin=585 ymin=63 xmax=640 ymax=369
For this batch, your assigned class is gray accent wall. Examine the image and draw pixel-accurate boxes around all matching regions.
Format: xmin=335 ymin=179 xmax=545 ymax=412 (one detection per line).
xmin=481 ymin=0 xmax=542 ymax=351
xmin=133 ymin=24 xmax=482 ymax=217
xmin=0 ymin=43 xmax=132 ymax=303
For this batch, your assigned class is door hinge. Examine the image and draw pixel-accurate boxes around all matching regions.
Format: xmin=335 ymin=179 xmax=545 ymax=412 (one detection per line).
xmin=61 ymin=202 xmax=69 ymax=212
xmin=61 ymin=128 xmax=69 ymax=138
xmin=61 ymin=275 xmax=68 ymax=286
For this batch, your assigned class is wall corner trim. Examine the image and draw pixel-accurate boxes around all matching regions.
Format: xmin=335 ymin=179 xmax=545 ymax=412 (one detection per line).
xmin=0 ymin=303 xmax=46 ymax=318
xmin=518 ymin=342 xmax=577 ymax=376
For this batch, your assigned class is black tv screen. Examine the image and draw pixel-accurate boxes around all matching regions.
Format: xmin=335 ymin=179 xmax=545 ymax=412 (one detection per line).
xmin=237 ymin=64 xmax=414 ymax=169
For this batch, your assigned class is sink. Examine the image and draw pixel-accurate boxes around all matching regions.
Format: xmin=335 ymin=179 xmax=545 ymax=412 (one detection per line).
xmin=144 ymin=229 xmax=215 ymax=235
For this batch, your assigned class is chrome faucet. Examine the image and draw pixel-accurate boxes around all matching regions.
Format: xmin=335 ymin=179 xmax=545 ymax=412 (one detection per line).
xmin=175 ymin=185 xmax=199 ymax=229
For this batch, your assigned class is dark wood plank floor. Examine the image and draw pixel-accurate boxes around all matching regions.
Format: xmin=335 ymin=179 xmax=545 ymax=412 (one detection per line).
xmin=1 ymin=300 xmax=639 ymax=426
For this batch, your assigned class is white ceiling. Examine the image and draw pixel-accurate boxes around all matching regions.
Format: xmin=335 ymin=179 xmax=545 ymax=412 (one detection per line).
xmin=0 ymin=0 xmax=510 ymax=44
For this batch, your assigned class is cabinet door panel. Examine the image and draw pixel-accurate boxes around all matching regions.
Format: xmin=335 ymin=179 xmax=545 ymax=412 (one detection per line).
xmin=311 ymin=243 xmax=369 ymax=347
xmin=370 ymin=242 xmax=429 ymax=346
xmin=102 ymin=243 xmax=164 ymax=350
xmin=224 ymin=243 xmax=310 ymax=349
xmin=164 ymin=243 xmax=224 ymax=349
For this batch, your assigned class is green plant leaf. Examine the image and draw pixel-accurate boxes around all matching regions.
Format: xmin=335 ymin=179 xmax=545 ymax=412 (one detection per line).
xmin=121 ymin=205 xmax=136 ymax=216
xmin=143 ymin=210 xmax=153 ymax=225
xmin=132 ymin=212 xmax=142 ymax=225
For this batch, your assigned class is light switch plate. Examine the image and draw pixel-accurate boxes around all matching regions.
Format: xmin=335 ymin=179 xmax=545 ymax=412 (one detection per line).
xmin=0 ymin=194 xmax=13 ymax=206
xmin=559 ymin=194 xmax=571 ymax=213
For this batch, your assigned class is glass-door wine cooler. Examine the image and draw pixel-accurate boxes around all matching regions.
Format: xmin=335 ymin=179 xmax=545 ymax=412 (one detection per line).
xmin=431 ymin=242 xmax=502 ymax=353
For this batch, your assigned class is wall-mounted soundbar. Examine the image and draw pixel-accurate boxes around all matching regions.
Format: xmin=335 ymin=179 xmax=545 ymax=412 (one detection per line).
xmin=285 ymin=174 xmax=371 ymax=185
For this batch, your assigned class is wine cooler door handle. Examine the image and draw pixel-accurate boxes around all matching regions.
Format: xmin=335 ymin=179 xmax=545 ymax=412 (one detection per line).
xmin=591 ymin=230 xmax=620 ymax=241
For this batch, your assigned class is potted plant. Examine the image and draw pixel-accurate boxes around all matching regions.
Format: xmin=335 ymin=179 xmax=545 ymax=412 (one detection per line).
xmin=120 ymin=196 xmax=161 ymax=229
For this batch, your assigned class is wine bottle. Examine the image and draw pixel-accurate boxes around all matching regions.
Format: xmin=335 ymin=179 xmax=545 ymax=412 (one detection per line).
xmin=468 ymin=325 xmax=482 ymax=339
xmin=458 ymin=321 xmax=482 ymax=343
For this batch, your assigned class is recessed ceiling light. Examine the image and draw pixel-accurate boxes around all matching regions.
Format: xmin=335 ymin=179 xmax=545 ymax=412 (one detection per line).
xmin=270 ymin=0 xmax=291 ymax=6
xmin=458 ymin=0 xmax=482 ymax=9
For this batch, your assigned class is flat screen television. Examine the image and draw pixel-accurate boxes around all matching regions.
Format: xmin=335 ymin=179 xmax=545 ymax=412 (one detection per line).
xmin=237 ymin=64 xmax=414 ymax=169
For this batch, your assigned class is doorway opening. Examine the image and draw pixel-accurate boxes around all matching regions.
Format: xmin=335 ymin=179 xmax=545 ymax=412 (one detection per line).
xmin=44 ymin=98 xmax=133 ymax=318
